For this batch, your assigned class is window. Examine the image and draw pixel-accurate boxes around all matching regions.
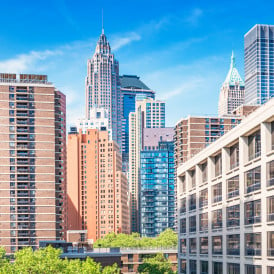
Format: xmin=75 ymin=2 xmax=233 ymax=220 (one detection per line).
xmin=245 ymin=166 xmax=261 ymax=193
xmin=199 ymin=189 xmax=208 ymax=208
xmin=227 ymin=263 xmax=240 ymax=274
xmin=180 ymin=259 xmax=187 ymax=274
xmin=200 ymin=237 xmax=208 ymax=254
xmin=201 ymin=162 xmax=208 ymax=183
xmin=189 ymin=169 xmax=196 ymax=188
xmin=189 ymin=194 xmax=196 ymax=211
xmin=180 ymin=198 xmax=186 ymax=214
xmin=213 ymin=262 xmax=222 ymax=274
xmin=245 ymin=233 xmax=261 ymax=256
xmin=180 ymin=239 xmax=186 ymax=255
xmin=212 ymin=209 xmax=222 ymax=229
xmin=268 ymin=266 xmax=274 ymax=274
xmin=271 ymin=121 xmax=274 ymax=150
xmin=189 ymin=260 xmax=196 ymax=274
xmin=212 ymin=183 xmax=222 ymax=203
xmin=268 ymin=196 xmax=274 ymax=222
xmin=189 ymin=216 xmax=196 ymax=233
xmin=212 ymin=235 xmax=222 ymax=255
xmin=200 ymin=261 xmax=208 ymax=274
xmin=180 ymin=175 xmax=186 ymax=193
xmin=267 ymin=160 xmax=274 ymax=187
xmin=180 ymin=218 xmax=186 ymax=234
xmin=268 ymin=232 xmax=274 ymax=256
xmin=248 ymin=130 xmax=261 ymax=161
xmin=245 ymin=200 xmax=261 ymax=225
xmin=214 ymin=153 xmax=222 ymax=177
xmin=227 ymin=176 xmax=239 ymax=199
xmin=189 ymin=238 xmax=196 ymax=254
xmin=245 ymin=265 xmax=261 ymax=274
xmin=227 ymin=234 xmax=240 ymax=255
xmin=199 ymin=212 xmax=208 ymax=232
xmin=230 ymin=143 xmax=239 ymax=169
xmin=227 ymin=205 xmax=240 ymax=227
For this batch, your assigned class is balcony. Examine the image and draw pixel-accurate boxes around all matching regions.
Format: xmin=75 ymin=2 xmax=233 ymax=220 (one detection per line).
xmin=17 ymin=120 xmax=28 ymax=125
xmin=245 ymin=248 xmax=261 ymax=256
xmin=246 ymin=183 xmax=261 ymax=194
xmin=227 ymin=189 xmax=239 ymax=199
xmin=16 ymin=112 xmax=28 ymax=117
xmin=227 ymin=249 xmax=240 ymax=256
xmin=245 ymin=216 xmax=261 ymax=225
xmin=17 ymin=152 xmax=28 ymax=157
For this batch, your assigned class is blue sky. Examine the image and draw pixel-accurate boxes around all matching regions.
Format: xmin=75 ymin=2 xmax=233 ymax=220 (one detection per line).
xmin=0 ymin=0 xmax=273 ymax=126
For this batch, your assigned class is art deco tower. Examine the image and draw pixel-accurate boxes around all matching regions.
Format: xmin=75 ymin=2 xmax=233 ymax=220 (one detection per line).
xmin=85 ymin=29 xmax=122 ymax=148
xmin=218 ymin=52 xmax=245 ymax=116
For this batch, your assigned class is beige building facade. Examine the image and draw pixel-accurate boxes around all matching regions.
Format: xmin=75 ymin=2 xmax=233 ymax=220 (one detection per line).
xmin=177 ymin=98 xmax=274 ymax=274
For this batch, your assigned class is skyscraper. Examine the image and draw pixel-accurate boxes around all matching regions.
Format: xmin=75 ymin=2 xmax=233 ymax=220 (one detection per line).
xmin=120 ymin=75 xmax=155 ymax=172
xmin=244 ymin=24 xmax=274 ymax=105
xmin=0 ymin=73 xmax=66 ymax=253
xmin=85 ymin=29 xmax=122 ymax=148
xmin=218 ymin=52 xmax=245 ymax=116
xmin=129 ymin=98 xmax=165 ymax=232
xmin=67 ymin=128 xmax=129 ymax=242
xmin=140 ymin=128 xmax=175 ymax=237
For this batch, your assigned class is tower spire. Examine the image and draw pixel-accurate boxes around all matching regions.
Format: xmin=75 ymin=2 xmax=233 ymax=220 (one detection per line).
xmin=102 ymin=9 xmax=104 ymax=34
xmin=231 ymin=50 xmax=235 ymax=68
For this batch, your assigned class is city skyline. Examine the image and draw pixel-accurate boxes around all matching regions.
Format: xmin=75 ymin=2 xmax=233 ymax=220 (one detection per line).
xmin=0 ymin=1 xmax=274 ymax=127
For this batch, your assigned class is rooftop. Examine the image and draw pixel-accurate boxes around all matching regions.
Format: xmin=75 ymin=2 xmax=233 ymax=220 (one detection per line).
xmin=223 ymin=52 xmax=244 ymax=87
xmin=120 ymin=75 xmax=151 ymax=90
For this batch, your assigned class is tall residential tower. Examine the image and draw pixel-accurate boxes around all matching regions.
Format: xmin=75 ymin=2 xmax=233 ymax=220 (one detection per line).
xmin=0 ymin=73 xmax=66 ymax=253
xmin=245 ymin=24 xmax=274 ymax=105
xmin=129 ymin=98 xmax=165 ymax=232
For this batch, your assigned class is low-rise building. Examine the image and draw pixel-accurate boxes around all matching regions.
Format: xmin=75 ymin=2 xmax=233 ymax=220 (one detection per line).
xmin=177 ymin=98 xmax=274 ymax=273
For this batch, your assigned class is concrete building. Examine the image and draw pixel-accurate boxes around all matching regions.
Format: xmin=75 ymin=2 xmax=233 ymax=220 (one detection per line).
xmin=77 ymin=107 xmax=112 ymax=138
xmin=177 ymin=98 xmax=274 ymax=273
xmin=174 ymin=116 xmax=242 ymax=167
xmin=120 ymin=75 xmax=155 ymax=172
xmin=129 ymin=98 xmax=165 ymax=232
xmin=85 ymin=29 xmax=122 ymax=148
xmin=67 ymin=128 xmax=129 ymax=243
xmin=218 ymin=52 xmax=245 ymax=116
xmin=245 ymin=24 xmax=274 ymax=105
xmin=0 ymin=73 xmax=66 ymax=253
xmin=140 ymin=128 xmax=175 ymax=237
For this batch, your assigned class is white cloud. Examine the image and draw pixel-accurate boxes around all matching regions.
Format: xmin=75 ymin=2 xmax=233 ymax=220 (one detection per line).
xmin=0 ymin=49 xmax=62 ymax=74
xmin=111 ymin=32 xmax=141 ymax=51
xmin=159 ymin=78 xmax=203 ymax=100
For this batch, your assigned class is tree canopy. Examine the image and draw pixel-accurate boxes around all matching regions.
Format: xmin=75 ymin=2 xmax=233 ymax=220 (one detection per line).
xmin=94 ymin=228 xmax=177 ymax=248
xmin=0 ymin=246 xmax=120 ymax=274
xmin=137 ymin=253 xmax=176 ymax=274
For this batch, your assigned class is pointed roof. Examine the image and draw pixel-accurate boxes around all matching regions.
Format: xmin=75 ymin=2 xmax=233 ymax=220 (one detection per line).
xmin=95 ymin=29 xmax=111 ymax=54
xmin=223 ymin=51 xmax=244 ymax=87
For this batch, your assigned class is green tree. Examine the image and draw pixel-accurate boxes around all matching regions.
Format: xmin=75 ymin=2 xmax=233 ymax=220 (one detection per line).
xmin=137 ymin=253 xmax=175 ymax=274
xmin=93 ymin=228 xmax=177 ymax=248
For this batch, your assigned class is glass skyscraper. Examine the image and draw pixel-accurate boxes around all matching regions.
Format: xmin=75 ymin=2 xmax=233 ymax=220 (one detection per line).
xmin=245 ymin=24 xmax=274 ymax=105
xmin=140 ymin=137 xmax=175 ymax=237
xmin=120 ymin=75 xmax=155 ymax=172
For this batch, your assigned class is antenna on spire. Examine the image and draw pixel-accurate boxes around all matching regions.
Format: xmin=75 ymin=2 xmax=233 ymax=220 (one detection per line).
xmin=231 ymin=50 xmax=235 ymax=68
xmin=102 ymin=8 xmax=104 ymax=34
